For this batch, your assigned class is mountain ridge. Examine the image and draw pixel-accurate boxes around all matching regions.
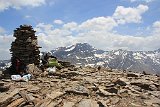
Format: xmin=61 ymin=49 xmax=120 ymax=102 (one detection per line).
xmin=51 ymin=43 xmax=160 ymax=75
xmin=1 ymin=43 xmax=160 ymax=75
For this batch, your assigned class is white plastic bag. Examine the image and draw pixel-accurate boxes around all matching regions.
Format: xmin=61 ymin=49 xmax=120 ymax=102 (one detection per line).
xmin=22 ymin=74 xmax=31 ymax=82
xmin=47 ymin=67 xmax=56 ymax=73
xmin=11 ymin=75 xmax=22 ymax=81
xmin=11 ymin=74 xmax=31 ymax=82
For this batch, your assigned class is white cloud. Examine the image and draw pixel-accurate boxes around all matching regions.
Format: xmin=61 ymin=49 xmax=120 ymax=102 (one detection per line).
xmin=53 ymin=20 xmax=64 ymax=25
xmin=1 ymin=20 xmax=160 ymax=60
xmin=113 ymin=4 xmax=148 ymax=24
xmin=153 ymin=21 xmax=160 ymax=34
xmin=79 ymin=17 xmax=117 ymax=31
xmin=0 ymin=26 xmax=6 ymax=34
xmin=24 ymin=15 xmax=32 ymax=18
xmin=0 ymin=4 xmax=159 ymax=60
xmin=0 ymin=35 xmax=14 ymax=60
xmin=35 ymin=23 xmax=53 ymax=33
xmin=35 ymin=19 xmax=160 ymax=53
xmin=129 ymin=0 xmax=155 ymax=3
xmin=0 ymin=0 xmax=46 ymax=12
xmin=63 ymin=22 xmax=78 ymax=31
xmin=35 ymin=23 xmax=75 ymax=51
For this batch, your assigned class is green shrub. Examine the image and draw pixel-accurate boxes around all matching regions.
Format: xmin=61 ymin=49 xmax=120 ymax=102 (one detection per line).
xmin=48 ymin=58 xmax=62 ymax=67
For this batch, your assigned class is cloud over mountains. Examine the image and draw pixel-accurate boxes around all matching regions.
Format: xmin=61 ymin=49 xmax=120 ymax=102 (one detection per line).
xmin=34 ymin=4 xmax=160 ymax=53
xmin=0 ymin=1 xmax=159 ymax=60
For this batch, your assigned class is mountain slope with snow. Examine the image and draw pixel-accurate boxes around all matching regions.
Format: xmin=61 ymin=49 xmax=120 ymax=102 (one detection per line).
xmin=51 ymin=43 xmax=160 ymax=75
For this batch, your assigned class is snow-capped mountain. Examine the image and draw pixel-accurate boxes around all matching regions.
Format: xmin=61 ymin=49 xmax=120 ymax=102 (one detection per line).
xmin=51 ymin=43 xmax=160 ymax=75
xmin=0 ymin=43 xmax=159 ymax=75
xmin=0 ymin=60 xmax=11 ymax=70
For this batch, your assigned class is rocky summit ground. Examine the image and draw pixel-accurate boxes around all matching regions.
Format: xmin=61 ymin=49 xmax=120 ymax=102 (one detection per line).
xmin=0 ymin=66 xmax=160 ymax=107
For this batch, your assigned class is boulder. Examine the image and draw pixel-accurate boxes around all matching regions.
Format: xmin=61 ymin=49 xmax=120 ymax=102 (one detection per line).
xmin=65 ymin=85 xmax=89 ymax=96
xmin=46 ymin=91 xmax=65 ymax=100
xmin=114 ymin=78 xmax=127 ymax=86
xmin=127 ymin=73 xmax=139 ymax=77
xmin=63 ymin=102 xmax=75 ymax=107
xmin=97 ymin=86 xmax=117 ymax=96
xmin=77 ymin=99 xmax=99 ymax=107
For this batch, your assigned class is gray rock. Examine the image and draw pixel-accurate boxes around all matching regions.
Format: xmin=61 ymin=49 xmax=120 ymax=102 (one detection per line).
xmin=65 ymin=85 xmax=89 ymax=96
xmin=97 ymin=100 xmax=108 ymax=107
xmin=106 ymin=87 xmax=118 ymax=94
xmin=119 ymin=89 xmax=128 ymax=94
xmin=27 ymin=86 xmax=41 ymax=93
xmin=0 ymin=70 xmax=2 ymax=75
xmin=144 ymin=97 xmax=160 ymax=106
xmin=63 ymin=102 xmax=75 ymax=107
xmin=0 ymin=88 xmax=25 ymax=107
xmin=47 ymin=91 xmax=65 ymax=100
xmin=130 ymin=103 xmax=142 ymax=107
xmin=114 ymin=78 xmax=127 ymax=86
xmin=65 ymin=71 xmax=80 ymax=77
xmin=130 ymin=81 xmax=153 ymax=91
xmin=148 ymin=91 xmax=160 ymax=98
xmin=132 ymin=85 xmax=142 ymax=92
xmin=105 ymin=83 xmax=115 ymax=87
xmin=77 ymin=99 xmax=99 ymax=107
xmin=98 ymin=86 xmax=117 ymax=96
xmin=110 ymin=96 xmax=120 ymax=105
xmin=127 ymin=73 xmax=139 ymax=77
xmin=149 ymin=85 xmax=158 ymax=91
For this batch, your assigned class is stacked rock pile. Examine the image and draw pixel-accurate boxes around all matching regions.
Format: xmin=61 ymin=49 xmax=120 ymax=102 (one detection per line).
xmin=10 ymin=25 xmax=41 ymax=66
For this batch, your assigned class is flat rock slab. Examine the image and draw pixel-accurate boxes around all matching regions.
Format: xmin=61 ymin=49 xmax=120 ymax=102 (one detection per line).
xmin=0 ymin=66 xmax=160 ymax=107
xmin=148 ymin=91 xmax=160 ymax=98
xmin=47 ymin=91 xmax=65 ymax=99
xmin=63 ymin=102 xmax=75 ymax=107
xmin=0 ymin=85 xmax=9 ymax=92
xmin=109 ymin=96 xmax=120 ymax=105
xmin=106 ymin=87 xmax=118 ymax=94
xmin=130 ymin=82 xmax=152 ymax=91
xmin=77 ymin=99 xmax=99 ymax=107
xmin=6 ymin=98 xmax=25 ymax=107
xmin=127 ymin=73 xmax=139 ymax=77
xmin=144 ymin=97 xmax=160 ymax=105
xmin=0 ymin=88 xmax=25 ymax=107
xmin=27 ymin=86 xmax=41 ymax=93
xmin=65 ymin=85 xmax=89 ymax=96
xmin=98 ymin=86 xmax=117 ymax=96
xmin=114 ymin=78 xmax=127 ymax=86
xmin=46 ymin=99 xmax=62 ymax=107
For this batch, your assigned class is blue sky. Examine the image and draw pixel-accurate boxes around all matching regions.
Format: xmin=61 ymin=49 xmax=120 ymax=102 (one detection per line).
xmin=0 ymin=0 xmax=160 ymax=59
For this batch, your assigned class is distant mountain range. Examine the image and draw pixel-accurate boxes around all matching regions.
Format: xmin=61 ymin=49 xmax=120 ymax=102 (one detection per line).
xmin=0 ymin=60 xmax=11 ymax=71
xmin=51 ymin=43 xmax=160 ymax=75
xmin=0 ymin=43 xmax=160 ymax=75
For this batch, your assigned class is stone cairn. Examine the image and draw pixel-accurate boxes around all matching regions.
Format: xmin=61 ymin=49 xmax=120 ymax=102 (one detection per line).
xmin=10 ymin=25 xmax=41 ymax=68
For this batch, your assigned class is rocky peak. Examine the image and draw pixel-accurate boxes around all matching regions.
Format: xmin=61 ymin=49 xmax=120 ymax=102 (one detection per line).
xmin=51 ymin=43 xmax=160 ymax=75
xmin=74 ymin=43 xmax=94 ymax=51
xmin=155 ymin=48 xmax=160 ymax=53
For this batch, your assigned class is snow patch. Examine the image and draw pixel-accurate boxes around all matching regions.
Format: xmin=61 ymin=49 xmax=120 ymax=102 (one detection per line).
xmin=65 ymin=45 xmax=76 ymax=52
xmin=67 ymin=54 xmax=71 ymax=56
xmin=76 ymin=63 xmax=82 ymax=65
xmin=133 ymin=52 xmax=144 ymax=60
xmin=97 ymin=62 xmax=105 ymax=65
xmin=114 ymin=51 xmax=120 ymax=55
xmin=94 ymin=54 xmax=104 ymax=58
xmin=85 ymin=64 xmax=95 ymax=67
xmin=146 ymin=53 xmax=155 ymax=58
xmin=76 ymin=56 xmax=80 ymax=59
